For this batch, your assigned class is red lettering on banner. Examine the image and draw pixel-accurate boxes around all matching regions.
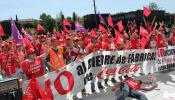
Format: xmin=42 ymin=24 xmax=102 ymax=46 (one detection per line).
xmin=106 ymin=68 xmax=118 ymax=76
xmin=118 ymin=66 xmax=130 ymax=74
xmin=97 ymin=65 xmax=140 ymax=80
xmin=158 ymin=48 xmax=165 ymax=57
xmin=130 ymin=65 xmax=140 ymax=72
xmin=162 ymin=56 xmax=175 ymax=64
xmin=54 ymin=71 xmax=74 ymax=95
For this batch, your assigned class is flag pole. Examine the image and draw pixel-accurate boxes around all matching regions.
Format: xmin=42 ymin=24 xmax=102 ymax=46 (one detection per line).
xmin=109 ymin=23 xmax=118 ymax=31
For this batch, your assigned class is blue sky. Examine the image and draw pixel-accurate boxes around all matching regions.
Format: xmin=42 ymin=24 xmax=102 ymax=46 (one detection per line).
xmin=0 ymin=0 xmax=175 ymax=20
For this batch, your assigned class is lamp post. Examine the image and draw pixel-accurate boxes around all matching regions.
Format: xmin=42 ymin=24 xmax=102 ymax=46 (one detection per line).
xmin=93 ymin=0 xmax=98 ymax=28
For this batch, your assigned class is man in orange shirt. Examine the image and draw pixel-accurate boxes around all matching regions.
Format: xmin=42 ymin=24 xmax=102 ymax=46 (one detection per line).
xmin=46 ymin=37 xmax=65 ymax=72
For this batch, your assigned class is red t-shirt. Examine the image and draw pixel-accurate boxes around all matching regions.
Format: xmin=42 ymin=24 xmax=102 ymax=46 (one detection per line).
xmin=126 ymin=79 xmax=141 ymax=90
xmin=20 ymin=56 xmax=45 ymax=79
xmin=0 ymin=52 xmax=16 ymax=76
xmin=131 ymin=39 xmax=139 ymax=49
xmin=40 ymin=43 xmax=47 ymax=55
xmin=84 ymin=38 xmax=91 ymax=46
xmin=101 ymin=41 xmax=110 ymax=50
xmin=156 ymin=34 xmax=167 ymax=48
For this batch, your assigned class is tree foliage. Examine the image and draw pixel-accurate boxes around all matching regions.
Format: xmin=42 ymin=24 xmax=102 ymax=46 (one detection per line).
xmin=1 ymin=20 xmax=21 ymax=39
xmin=148 ymin=2 xmax=160 ymax=10
xmin=39 ymin=13 xmax=56 ymax=32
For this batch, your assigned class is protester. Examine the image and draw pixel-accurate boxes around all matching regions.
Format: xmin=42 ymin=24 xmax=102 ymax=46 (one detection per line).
xmin=46 ymin=36 xmax=65 ymax=72
xmin=112 ymin=75 xmax=157 ymax=100
xmin=169 ymin=28 xmax=175 ymax=46
xmin=0 ymin=12 xmax=175 ymax=100
xmin=0 ymin=42 xmax=17 ymax=78
xmin=19 ymin=38 xmax=50 ymax=80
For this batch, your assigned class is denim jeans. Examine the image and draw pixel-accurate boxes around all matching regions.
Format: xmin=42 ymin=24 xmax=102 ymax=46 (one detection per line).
xmin=116 ymin=83 xmax=148 ymax=100
xmin=129 ymin=90 xmax=148 ymax=100
xmin=115 ymin=83 xmax=130 ymax=100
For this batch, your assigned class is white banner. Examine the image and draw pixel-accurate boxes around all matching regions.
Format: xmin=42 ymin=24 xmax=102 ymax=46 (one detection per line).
xmin=22 ymin=47 xmax=175 ymax=100
xmin=157 ymin=46 xmax=175 ymax=71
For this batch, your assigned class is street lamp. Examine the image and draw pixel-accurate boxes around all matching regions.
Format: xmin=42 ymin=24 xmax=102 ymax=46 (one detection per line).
xmin=93 ymin=0 xmax=98 ymax=28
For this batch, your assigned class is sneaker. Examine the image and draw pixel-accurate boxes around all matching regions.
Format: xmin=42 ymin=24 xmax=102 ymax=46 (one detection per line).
xmin=98 ymin=82 xmax=105 ymax=90
xmin=91 ymin=89 xmax=96 ymax=93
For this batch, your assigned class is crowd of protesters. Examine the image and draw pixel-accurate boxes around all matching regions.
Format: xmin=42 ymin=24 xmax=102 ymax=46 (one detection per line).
xmin=0 ymin=16 xmax=174 ymax=100
xmin=0 ymin=16 xmax=175 ymax=83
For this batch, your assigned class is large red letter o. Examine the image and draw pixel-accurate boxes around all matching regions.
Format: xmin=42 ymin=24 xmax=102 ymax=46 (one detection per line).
xmin=54 ymin=71 xmax=74 ymax=95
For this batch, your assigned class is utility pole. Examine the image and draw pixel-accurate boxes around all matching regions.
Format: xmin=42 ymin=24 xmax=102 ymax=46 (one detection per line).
xmin=93 ymin=0 xmax=98 ymax=28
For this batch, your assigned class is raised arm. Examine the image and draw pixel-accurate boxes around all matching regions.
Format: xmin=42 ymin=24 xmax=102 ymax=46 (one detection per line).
xmin=143 ymin=16 xmax=147 ymax=26
xmin=40 ymin=38 xmax=51 ymax=60
xmin=30 ymin=29 xmax=37 ymax=45
xmin=151 ymin=16 xmax=156 ymax=26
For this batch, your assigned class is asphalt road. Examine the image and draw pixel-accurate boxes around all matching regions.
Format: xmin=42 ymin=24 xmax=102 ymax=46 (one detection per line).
xmin=73 ymin=68 xmax=175 ymax=100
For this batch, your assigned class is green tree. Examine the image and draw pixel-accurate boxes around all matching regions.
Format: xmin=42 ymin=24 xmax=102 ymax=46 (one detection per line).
xmin=32 ymin=19 xmax=38 ymax=28
xmin=39 ymin=13 xmax=56 ymax=33
xmin=59 ymin=11 xmax=64 ymax=20
xmin=66 ymin=16 xmax=72 ymax=22
xmin=148 ymin=2 xmax=160 ymax=10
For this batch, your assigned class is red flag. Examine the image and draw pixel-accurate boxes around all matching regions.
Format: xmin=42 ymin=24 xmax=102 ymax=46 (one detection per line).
xmin=114 ymin=29 xmax=124 ymax=47
xmin=22 ymin=78 xmax=47 ymax=100
xmin=23 ymin=37 xmax=33 ymax=49
xmin=63 ymin=19 xmax=71 ymax=26
xmin=140 ymin=26 xmax=149 ymax=38
xmin=117 ymin=20 xmax=124 ymax=32
xmin=0 ymin=24 xmax=4 ymax=36
xmin=108 ymin=15 xmax=113 ymax=27
xmin=99 ymin=24 xmax=108 ymax=33
xmin=45 ymin=80 xmax=53 ymax=100
xmin=115 ymin=29 xmax=123 ymax=40
xmin=37 ymin=24 xmax=44 ymax=31
xmin=144 ymin=7 xmax=151 ymax=17
xmin=63 ymin=26 xmax=71 ymax=35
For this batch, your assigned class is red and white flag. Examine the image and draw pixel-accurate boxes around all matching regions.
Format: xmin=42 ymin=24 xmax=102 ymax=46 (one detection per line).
xmin=144 ymin=7 xmax=151 ymax=17
xmin=63 ymin=19 xmax=71 ymax=26
xmin=99 ymin=24 xmax=108 ymax=33
xmin=108 ymin=14 xmax=114 ymax=27
xmin=117 ymin=20 xmax=124 ymax=32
